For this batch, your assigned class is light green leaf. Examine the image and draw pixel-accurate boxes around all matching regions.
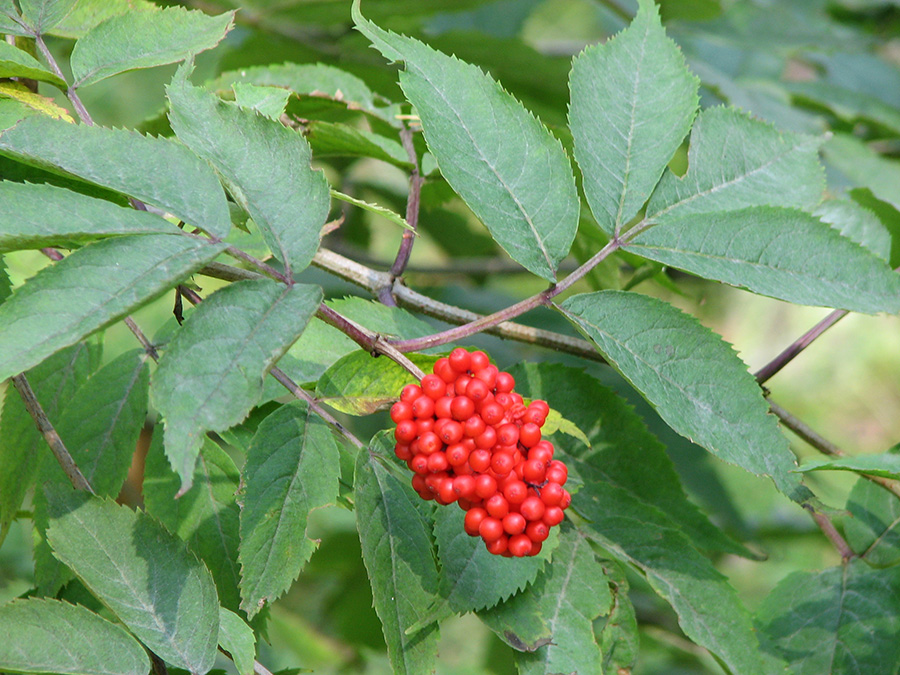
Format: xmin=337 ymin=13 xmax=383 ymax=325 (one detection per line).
xmin=18 ymin=0 xmax=76 ymax=34
xmin=558 ymin=291 xmax=807 ymax=502
xmin=796 ymin=451 xmax=900 ymax=479
xmin=434 ymin=506 xmax=555 ymax=613
xmin=353 ymin=1 xmax=579 ymax=281
xmin=355 ymin=439 xmax=441 ymax=674
xmin=330 ymin=189 xmax=414 ymax=231
xmin=0 ymin=342 xmax=99 ymax=547
xmin=626 ymin=206 xmax=900 ymax=313
xmin=316 ymin=350 xmax=438 ymax=415
xmin=144 ymin=434 xmax=242 ymax=611
xmin=513 ymin=363 xmax=755 ymax=558
xmin=0 ymin=2 xmax=29 ymax=36
xmin=0 ymin=181 xmax=182 ymax=252
xmin=814 ymin=197 xmax=891 ymax=261
xmin=213 ymin=62 xmax=397 ymax=124
xmin=845 ymin=474 xmax=900 ymax=566
xmin=307 ymin=121 xmax=411 ymax=169
xmin=218 ymin=608 xmax=256 ymax=675
xmin=0 ymin=234 xmax=225 ymax=385
xmin=823 ymin=133 xmax=900 ymax=213
xmin=0 ymin=40 xmax=66 ymax=88
xmin=598 ymin=560 xmax=639 ymax=673
xmin=756 ymin=561 xmax=900 ymax=674
xmin=45 ymin=490 xmax=220 ymax=674
xmin=0 ymin=115 xmax=232 ymax=238
xmin=167 ymin=64 xmax=331 ymax=272
xmin=480 ymin=530 xmax=610 ymax=674
xmin=646 ymin=106 xmax=824 ymax=221
xmin=574 ymin=477 xmax=770 ymax=675
xmin=70 ymin=6 xmax=234 ymax=88
xmin=569 ymin=0 xmax=699 ymax=235
xmin=0 ymin=598 xmax=149 ymax=675
xmin=151 ymin=278 xmax=321 ymax=492
xmin=49 ymin=0 xmax=156 ymax=39
xmin=0 ymin=97 xmax=35 ymax=129
xmin=232 ymin=82 xmax=292 ymax=120
xmin=239 ymin=402 xmax=341 ymax=618
xmin=0 ymin=81 xmax=73 ymax=121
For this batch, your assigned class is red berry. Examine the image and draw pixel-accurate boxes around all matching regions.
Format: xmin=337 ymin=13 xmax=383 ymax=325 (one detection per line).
xmin=469 ymin=350 xmax=490 ymax=371
xmin=449 ymin=347 xmax=472 ymax=373
xmin=451 ymin=396 xmax=475 ymax=421
xmin=497 ymin=423 xmax=519 ymax=447
xmin=395 ymin=420 xmax=417 ymax=443
xmin=434 ymin=358 xmax=456 ymax=383
xmin=438 ymin=420 xmax=464 ymax=445
xmin=502 ymin=512 xmax=526 ymax=535
xmin=519 ymin=423 xmax=542 ymax=449
xmin=559 ymin=489 xmax=572 ymax=509
xmin=474 ymin=365 xmax=498 ymax=388
xmin=520 ymin=496 xmax=546 ymax=522
xmin=418 ymin=432 xmax=442 ymax=455
xmin=494 ymin=393 xmax=512 ymax=410
xmin=485 ymin=494 xmax=510 ymax=518
xmin=529 ymin=540 xmax=542 ymax=556
xmin=453 ymin=475 xmax=476 ymax=500
xmin=409 ymin=454 xmax=429 ymax=475
xmin=522 ymin=459 xmax=547 ymax=484
xmin=412 ymin=395 xmax=435 ymax=419
xmin=474 ymin=474 xmax=498 ymax=499
xmin=508 ymin=533 xmax=532 ymax=557
xmin=427 ymin=452 xmax=449 ymax=473
xmin=390 ymin=401 xmax=414 ymax=423
xmin=479 ymin=517 xmax=504 ymax=542
xmin=480 ymin=402 xmax=504 ymax=426
xmin=502 ymin=479 xmax=528 ymax=504
xmin=463 ymin=415 xmax=486 ymax=437
xmin=526 ymin=520 xmax=549 ymax=542
xmin=546 ymin=460 xmax=568 ymax=485
xmin=495 ymin=371 xmax=515 ymax=393
xmin=400 ymin=384 xmax=423 ymax=402
xmin=485 ymin=535 xmax=509 ymax=555
xmin=490 ymin=451 xmax=515 ymax=477
xmin=453 ymin=375 xmax=470 ymax=396
xmin=540 ymin=481 xmax=564 ymax=506
xmin=434 ymin=396 xmax=453 ymax=419
xmin=436 ymin=478 xmax=457 ymax=504
xmin=394 ymin=443 xmax=412 ymax=461
xmin=415 ymin=419 xmax=434 ymax=436
xmin=528 ymin=441 xmax=554 ymax=464
xmin=474 ymin=426 xmax=498 ymax=449
xmin=421 ymin=374 xmax=445 ymax=399
xmin=542 ymin=506 xmax=565 ymax=527
xmin=464 ymin=507 xmax=487 ymax=536
xmin=466 ymin=378 xmax=489 ymax=402
xmin=446 ymin=442 xmax=470 ymax=466
xmin=468 ymin=448 xmax=491 ymax=473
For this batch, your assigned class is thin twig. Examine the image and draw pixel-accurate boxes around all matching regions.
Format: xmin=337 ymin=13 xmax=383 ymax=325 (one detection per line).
xmin=225 ymin=245 xmax=292 ymax=285
xmin=804 ymin=503 xmax=855 ymax=562
xmin=755 ymin=309 xmax=849 ymax=384
xmin=34 ymin=35 xmax=93 ymax=125
xmin=124 ymin=317 xmax=159 ymax=362
xmin=253 ymin=660 xmax=275 ymax=675
xmin=382 ymin=126 xmax=423 ymax=305
xmin=11 ymin=374 xmax=95 ymax=494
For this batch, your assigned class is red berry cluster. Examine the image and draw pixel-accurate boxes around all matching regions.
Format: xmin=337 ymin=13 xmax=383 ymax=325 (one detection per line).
xmin=391 ymin=348 xmax=570 ymax=557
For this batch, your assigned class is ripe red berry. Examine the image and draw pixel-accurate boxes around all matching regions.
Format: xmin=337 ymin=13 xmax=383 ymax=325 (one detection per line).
xmin=418 ymin=431 xmax=442 ymax=455
xmin=474 ymin=474 xmax=498 ymax=499
xmin=485 ymin=535 xmax=509 ymax=555
xmin=390 ymin=401 xmax=414 ymax=423
xmin=539 ymin=481 xmax=564 ymax=506
xmin=490 ymin=451 xmax=515 ymax=477
xmin=463 ymin=415 xmax=486 ymax=437
xmin=522 ymin=458 xmax=547 ymax=484
xmin=496 ymin=423 xmax=519 ymax=447
xmin=394 ymin=443 xmax=412 ymax=461
xmin=519 ymin=422 xmax=542 ymax=449
xmin=502 ymin=512 xmax=526 ymax=535
xmin=412 ymin=395 xmax=435 ymax=419
xmin=453 ymin=375 xmax=470 ymax=396
xmin=467 ymin=448 xmax=491 ymax=473
xmin=415 ymin=419 xmax=434 ymax=436
xmin=474 ymin=365 xmax=498 ymax=388
xmin=464 ymin=507 xmax=487 ymax=536
xmin=427 ymin=452 xmax=449 ymax=473
xmin=409 ymin=454 xmax=429 ymax=475
xmin=466 ymin=377 xmax=489 ymax=402
xmin=446 ymin=442 xmax=470 ymax=466
xmin=401 ymin=384 xmax=423 ymax=402
xmin=469 ymin=350 xmax=490 ymax=371
xmin=449 ymin=347 xmax=472 ymax=373
xmin=434 ymin=357 xmax=457 ymax=383
xmin=453 ymin=475 xmax=476 ymax=500
xmin=502 ymin=479 xmax=528 ymax=504
xmin=395 ymin=420 xmax=417 ymax=443
xmin=546 ymin=460 xmax=568 ymax=485
xmin=520 ymin=496 xmax=546 ymax=522
xmin=421 ymin=374 xmax=445 ymax=399
xmin=438 ymin=420 xmax=464 ymax=445
xmin=495 ymin=371 xmax=515 ymax=393
xmin=485 ymin=493 xmax=510 ymax=519
xmin=508 ymin=533 xmax=532 ymax=557
xmin=450 ymin=395 xmax=475 ymax=421
xmin=526 ymin=520 xmax=549 ymax=542
xmin=542 ymin=506 xmax=565 ymax=527
xmin=474 ymin=426 xmax=498 ymax=449
xmin=528 ymin=441 xmax=554 ymax=464
xmin=480 ymin=401 xmax=504 ymax=426
xmin=479 ymin=517 xmax=504 ymax=542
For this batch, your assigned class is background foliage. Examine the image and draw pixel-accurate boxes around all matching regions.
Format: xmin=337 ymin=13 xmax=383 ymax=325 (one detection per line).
xmin=1 ymin=0 xmax=900 ymax=673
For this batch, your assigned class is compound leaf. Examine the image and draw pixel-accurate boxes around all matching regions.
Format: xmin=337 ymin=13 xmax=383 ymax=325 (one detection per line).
xmin=0 ymin=115 xmax=231 ymax=238
xmin=0 ymin=40 xmax=66 ymax=88
xmin=559 ymin=291 xmax=806 ymax=502
xmin=17 ymin=0 xmax=76 ymax=34
xmin=355 ymin=437 xmax=441 ymax=674
xmin=756 ymin=561 xmax=900 ymax=675
xmin=0 ymin=234 xmax=225 ymax=384
xmin=626 ymin=206 xmax=900 ymax=313
xmin=45 ymin=489 xmax=219 ymax=674
xmin=0 ymin=598 xmax=149 ymax=675
xmin=646 ymin=106 xmax=824 ymax=221
xmin=569 ymin=0 xmax=698 ymax=235
xmin=353 ymin=0 xmax=579 ymax=281
xmin=0 ymin=181 xmax=181 ymax=252
xmin=151 ymin=278 xmax=321 ymax=492
xmin=239 ymin=402 xmax=341 ymax=618
xmin=167 ymin=64 xmax=331 ymax=272
xmin=70 ymin=6 xmax=234 ymax=88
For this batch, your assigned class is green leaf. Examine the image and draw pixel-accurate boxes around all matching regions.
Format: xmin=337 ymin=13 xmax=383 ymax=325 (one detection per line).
xmin=756 ymin=561 xmax=900 ymax=674
xmin=480 ymin=530 xmax=610 ymax=674
xmin=239 ymin=402 xmax=341 ymax=618
xmin=0 ymin=97 xmax=35 ymax=129
xmin=18 ymin=0 xmax=76 ymax=34
xmin=646 ymin=106 xmax=824 ymax=221
xmin=823 ymin=133 xmax=900 ymax=213
xmin=0 ymin=342 xmax=99 ymax=545
xmin=0 ymin=115 xmax=231 ymax=238
xmin=796 ymin=452 xmax=900 ymax=479
xmin=0 ymin=181 xmax=182 ymax=252
xmin=434 ymin=506 xmax=555 ymax=613
xmin=0 ymin=40 xmax=66 ymax=88
xmin=213 ymin=62 xmax=398 ymax=125
xmin=231 ymin=82 xmax=292 ymax=120
xmin=626 ymin=206 xmax=900 ymax=313
xmin=574 ymin=477 xmax=770 ymax=675
xmin=355 ymin=440 xmax=441 ymax=673
xmin=512 ymin=363 xmax=755 ymax=558
xmin=353 ymin=1 xmax=579 ymax=281
xmin=0 ymin=2 xmax=29 ymax=36
xmin=316 ymin=350 xmax=438 ymax=415
xmin=598 ymin=560 xmax=639 ymax=673
xmin=167 ymin=64 xmax=331 ymax=272
xmin=814 ymin=197 xmax=892 ymax=261
xmin=45 ymin=489 xmax=220 ymax=674
xmin=330 ymin=189 xmax=414 ymax=231
xmin=0 ymin=234 xmax=226 ymax=384
xmin=151 ymin=278 xmax=321 ymax=492
xmin=218 ymin=608 xmax=256 ymax=675
xmin=70 ymin=6 xmax=234 ymax=88
xmin=49 ymin=0 xmax=156 ymax=39
xmin=845 ymin=476 xmax=900 ymax=566
xmin=0 ymin=81 xmax=73 ymax=121
xmin=0 ymin=597 xmax=149 ymax=675
xmin=307 ymin=121 xmax=410 ymax=169
xmin=144 ymin=434 xmax=242 ymax=612
xmin=569 ymin=0 xmax=699 ymax=235
xmin=558 ymin=291 xmax=806 ymax=502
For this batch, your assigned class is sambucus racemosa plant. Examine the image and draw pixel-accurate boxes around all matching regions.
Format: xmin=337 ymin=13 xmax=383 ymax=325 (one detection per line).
xmin=1 ymin=0 xmax=899 ymax=673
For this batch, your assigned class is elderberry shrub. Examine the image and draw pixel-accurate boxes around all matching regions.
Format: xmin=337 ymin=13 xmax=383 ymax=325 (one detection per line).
xmin=391 ymin=348 xmax=571 ymax=557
